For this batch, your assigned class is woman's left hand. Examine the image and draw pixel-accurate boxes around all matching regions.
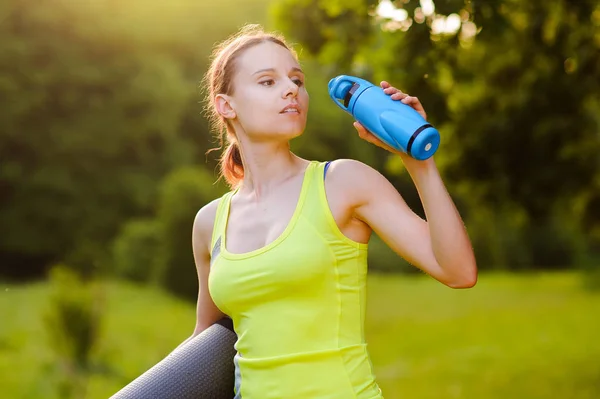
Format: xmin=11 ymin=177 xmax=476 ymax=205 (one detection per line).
xmin=353 ymin=81 xmax=428 ymax=157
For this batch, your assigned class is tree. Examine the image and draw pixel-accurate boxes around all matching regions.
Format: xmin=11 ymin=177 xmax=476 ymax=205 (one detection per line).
xmin=272 ymin=0 xmax=600 ymax=267
xmin=0 ymin=0 xmax=274 ymax=279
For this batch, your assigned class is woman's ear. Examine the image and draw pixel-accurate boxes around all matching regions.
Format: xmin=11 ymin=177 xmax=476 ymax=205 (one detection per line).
xmin=215 ymin=94 xmax=236 ymax=120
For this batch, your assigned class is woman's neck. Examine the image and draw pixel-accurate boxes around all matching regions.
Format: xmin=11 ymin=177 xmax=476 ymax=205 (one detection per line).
xmin=237 ymin=141 xmax=307 ymax=199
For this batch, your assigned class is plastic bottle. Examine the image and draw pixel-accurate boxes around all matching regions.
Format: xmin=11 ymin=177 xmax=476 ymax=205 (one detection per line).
xmin=328 ymin=75 xmax=440 ymax=160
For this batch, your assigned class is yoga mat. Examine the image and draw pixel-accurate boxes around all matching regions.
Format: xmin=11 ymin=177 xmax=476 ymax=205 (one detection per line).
xmin=111 ymin=318 xmax=237 ymax=399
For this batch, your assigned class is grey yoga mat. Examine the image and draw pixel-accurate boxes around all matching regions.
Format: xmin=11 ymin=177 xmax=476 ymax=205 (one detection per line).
xmin=111 ymin=318 xmax=237 ymax=399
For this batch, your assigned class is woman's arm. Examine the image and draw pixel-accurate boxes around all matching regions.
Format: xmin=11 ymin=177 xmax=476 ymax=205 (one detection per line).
xmin=176 ymin=199 xmax=227 ymax=350
xmin=335 ymin=157 xmax=477 ymax=288
xmin=334 ymin=82 xmax=477 ymax=288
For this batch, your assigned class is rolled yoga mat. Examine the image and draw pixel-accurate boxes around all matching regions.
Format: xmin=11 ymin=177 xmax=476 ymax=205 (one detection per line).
xmin=111 ymin=318 xmax=237 ymax=399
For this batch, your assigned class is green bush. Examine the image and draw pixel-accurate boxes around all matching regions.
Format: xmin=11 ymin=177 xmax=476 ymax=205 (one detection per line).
xmin=466 ymin=206 xmax=530 ymax=270
xmin=465 ymin=206 xmax=587 ymax=270
xmin=153 ymin=167 xmax=227 ymax=302
xmin=368 ymin=234 xmax=417 ymax=274
xmin=526 ymin=219 xmax=580 ymax=269
xmin=579 ymin=235 xmax=600 ymax=292
xmin=111 ymin=218 xmax=161 ymax=283
xmin=581 ymin=263 xmax=600 ymax=291
xmin=44 ymin=265 xmax=104 ymax=398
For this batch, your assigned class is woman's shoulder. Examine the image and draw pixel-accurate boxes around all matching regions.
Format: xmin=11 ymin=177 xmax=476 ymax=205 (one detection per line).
xmin=322 ymin=158 xmax=383 ymax=184
xmin=192 ymin=191 xmax=234 ymax=249
xmin=320 ymin=158 xmax=392 ymax=204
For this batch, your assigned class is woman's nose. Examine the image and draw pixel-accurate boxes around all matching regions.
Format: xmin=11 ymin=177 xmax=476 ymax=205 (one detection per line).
xmin=283 ymin=79 xmax=298 ymax=98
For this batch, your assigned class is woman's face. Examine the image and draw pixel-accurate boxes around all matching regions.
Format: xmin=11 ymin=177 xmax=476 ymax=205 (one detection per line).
xmin=225 ymin=41 xmax=309 ymax=142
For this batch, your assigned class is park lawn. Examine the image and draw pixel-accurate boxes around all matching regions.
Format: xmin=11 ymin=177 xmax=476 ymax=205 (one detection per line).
xmin=366 ymin=272 xmax=600 ymax=399
xmin=2 ymin=271 xmax=599 ymax=399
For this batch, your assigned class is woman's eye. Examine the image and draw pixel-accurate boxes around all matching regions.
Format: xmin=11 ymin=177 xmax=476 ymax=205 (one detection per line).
xmin=293 ymin=78 xmax=304 ymax=87
xmin=260 ymin=79 xmax=274 ymax=86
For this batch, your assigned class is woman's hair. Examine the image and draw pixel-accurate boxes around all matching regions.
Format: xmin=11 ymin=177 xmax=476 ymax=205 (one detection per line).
xmin=203 ymin=24 xmax=298 ymax=189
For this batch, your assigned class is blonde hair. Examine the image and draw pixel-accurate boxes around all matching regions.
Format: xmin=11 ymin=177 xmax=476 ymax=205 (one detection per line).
xmin=203 ymin=24 xmax=298 ymax=189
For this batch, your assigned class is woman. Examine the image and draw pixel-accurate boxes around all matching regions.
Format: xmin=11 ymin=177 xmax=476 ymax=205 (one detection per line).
xmin=190 ymin=24 xmax=477 ymax=398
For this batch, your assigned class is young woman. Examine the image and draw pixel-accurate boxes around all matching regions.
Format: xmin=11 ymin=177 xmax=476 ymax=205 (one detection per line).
xmin=190 ymin=24 xmax=477 ymax=398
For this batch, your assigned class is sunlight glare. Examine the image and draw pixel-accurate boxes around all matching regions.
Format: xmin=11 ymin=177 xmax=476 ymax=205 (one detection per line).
xmin=420 ymin=0 xmax=435 ymax=17
xmin=376 ymin=0 xmax=408 ymax=21
xmin=432 ymin=13 xmax=462 ymax=35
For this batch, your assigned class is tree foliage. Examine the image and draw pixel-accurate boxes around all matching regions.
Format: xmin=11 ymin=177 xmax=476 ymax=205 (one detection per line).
xmin=273 ymin=0 xmax=600 ymax=267
xmin=0 ymin=0 xmax=598 ymax=284
xmin=0 ymin=0 xmax=266 ymax=279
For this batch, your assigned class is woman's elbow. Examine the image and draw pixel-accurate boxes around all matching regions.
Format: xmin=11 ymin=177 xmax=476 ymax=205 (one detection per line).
xmin=448 ymin=276 xmax=477 ymax=289
xmin=446 ymin=265 xmax=478 ymax=289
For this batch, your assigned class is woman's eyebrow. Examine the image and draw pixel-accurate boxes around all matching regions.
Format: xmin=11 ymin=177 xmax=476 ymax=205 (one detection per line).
xmin=252 ymin=67 xmax=304 ymax=75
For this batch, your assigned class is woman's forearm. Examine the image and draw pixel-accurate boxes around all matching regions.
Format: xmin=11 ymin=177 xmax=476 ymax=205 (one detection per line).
xmin=406 ymin=158 xmax=478 ymax=286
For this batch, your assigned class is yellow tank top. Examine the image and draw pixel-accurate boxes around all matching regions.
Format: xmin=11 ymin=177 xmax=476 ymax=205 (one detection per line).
xmin=208 ymin=160 xmax=384 ymax=399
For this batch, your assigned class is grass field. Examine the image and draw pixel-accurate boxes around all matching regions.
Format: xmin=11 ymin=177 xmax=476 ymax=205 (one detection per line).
xmin=2 ymin=271 xmax=600 ymax=399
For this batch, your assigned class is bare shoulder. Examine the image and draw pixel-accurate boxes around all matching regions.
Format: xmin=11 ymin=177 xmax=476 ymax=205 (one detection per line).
xmin=326 ymin=158 xmax=383 ymax=179
xmin=325 ymin=159 xmax=391 ymax=205
xmin=193 ymin=196 xmax=224 ymax=255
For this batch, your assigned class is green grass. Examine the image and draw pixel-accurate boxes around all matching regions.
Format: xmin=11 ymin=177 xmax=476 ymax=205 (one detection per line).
xmin=2 ymin=272 xmax=600 ymax=398
xmin=365 ymin=272 xmax=600 ymax=399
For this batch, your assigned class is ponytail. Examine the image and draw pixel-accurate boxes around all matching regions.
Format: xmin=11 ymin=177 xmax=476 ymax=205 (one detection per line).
xmin=220 ymin=140 xmax=244 ymax=189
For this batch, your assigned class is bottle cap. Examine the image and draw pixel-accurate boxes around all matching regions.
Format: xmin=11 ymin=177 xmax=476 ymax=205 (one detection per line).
xmin=408 ymin=125 xmax=441 ymax=160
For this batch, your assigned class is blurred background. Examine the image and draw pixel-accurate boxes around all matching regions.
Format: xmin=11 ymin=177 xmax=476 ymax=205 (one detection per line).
xmin=1 ymin=0 xmax=599 ymax=398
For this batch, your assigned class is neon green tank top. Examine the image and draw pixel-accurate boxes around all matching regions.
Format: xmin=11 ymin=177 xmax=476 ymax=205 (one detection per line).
xmin=208 ymin=160 xmax=384 ymax=399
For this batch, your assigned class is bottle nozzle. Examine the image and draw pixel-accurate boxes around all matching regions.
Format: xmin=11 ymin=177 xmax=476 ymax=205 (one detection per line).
xmin=330 ymin=80 xmax=354 ymax=102
xmin=328 ymin=75 xmax=362 ymax=112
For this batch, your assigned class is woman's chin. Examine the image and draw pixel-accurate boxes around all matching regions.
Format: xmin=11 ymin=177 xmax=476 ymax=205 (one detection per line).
xmin=248 ymin=124 xmax=306 ymax=142
xmin=270 ymin=125 xmax=306 ymax=141
xmin=284 ymin=128 xmax=305 ymax=141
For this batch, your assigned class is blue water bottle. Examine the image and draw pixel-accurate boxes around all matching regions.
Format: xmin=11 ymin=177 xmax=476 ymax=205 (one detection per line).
xmin=328 ymin=75 xmax=440 ymax=160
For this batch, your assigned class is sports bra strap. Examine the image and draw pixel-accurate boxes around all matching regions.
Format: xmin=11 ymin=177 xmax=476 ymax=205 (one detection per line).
xmin=323 ymin=161 xmax=332 ymax=178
